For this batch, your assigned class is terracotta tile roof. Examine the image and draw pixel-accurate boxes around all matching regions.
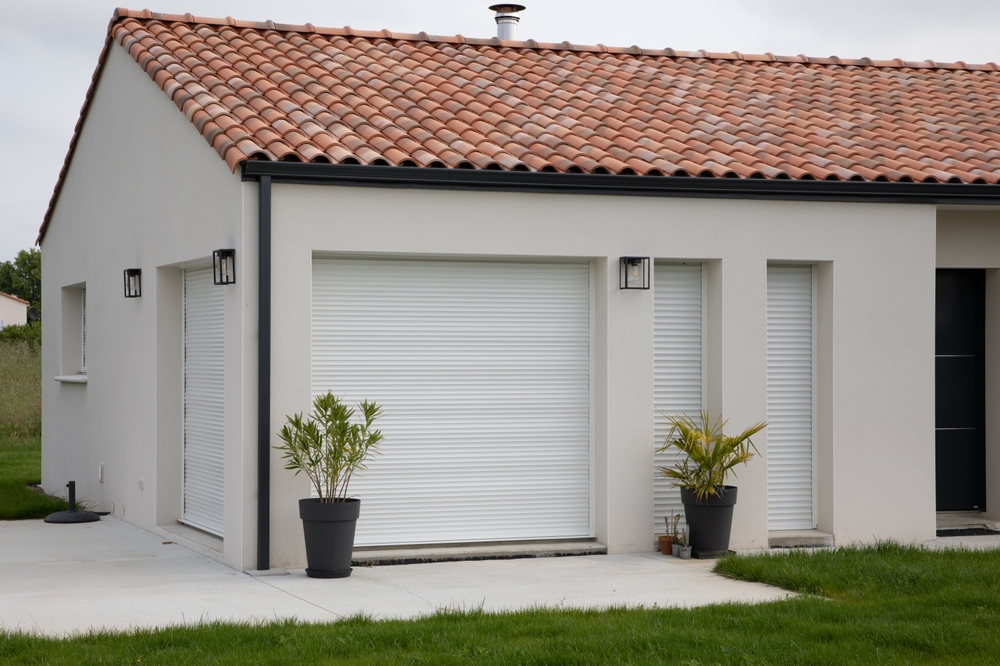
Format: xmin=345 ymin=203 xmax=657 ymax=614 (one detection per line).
xmin=38 ymin=8 xmax=1000 ymax=240
xmin=0 ymin=292 xmax=30 ymax=305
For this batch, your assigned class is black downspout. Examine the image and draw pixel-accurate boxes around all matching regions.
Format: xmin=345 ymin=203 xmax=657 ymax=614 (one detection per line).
xmin=257 ymin=174 xmax=271 ymax=571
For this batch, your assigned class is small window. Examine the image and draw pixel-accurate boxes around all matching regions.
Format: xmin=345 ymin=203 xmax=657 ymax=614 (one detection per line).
xmin=60 ymin=284 xmax=87 ymax=376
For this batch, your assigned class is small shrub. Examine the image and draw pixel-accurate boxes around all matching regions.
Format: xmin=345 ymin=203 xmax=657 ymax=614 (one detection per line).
xmin=0 ymin=322 xmax=40 ymax=345
xmin=276 ymin=393 xmax=383 ymax=502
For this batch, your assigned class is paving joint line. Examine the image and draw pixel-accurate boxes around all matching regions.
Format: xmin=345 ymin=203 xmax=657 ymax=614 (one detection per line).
xmin=248 ymin=575 xmax=343 ymax=619
xmin=370 ymin=572 xmax=438 ymax=611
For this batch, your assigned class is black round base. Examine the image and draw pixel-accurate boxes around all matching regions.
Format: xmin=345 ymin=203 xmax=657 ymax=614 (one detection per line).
xmin=44 ymin=510 xmax=101 ymax=524
xmin=305 ymin=567 xmax=352 ymax=579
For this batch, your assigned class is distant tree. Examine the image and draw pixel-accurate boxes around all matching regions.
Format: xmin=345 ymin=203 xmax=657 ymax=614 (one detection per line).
xmin=0 ymin=248 xmax=41 ymax=309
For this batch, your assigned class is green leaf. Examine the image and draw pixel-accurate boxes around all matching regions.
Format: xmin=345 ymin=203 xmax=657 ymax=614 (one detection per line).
xmin=273 ymin=393 xmax=383 ymax=502
xmin=657 ymin=411 xmax=765 ymax=501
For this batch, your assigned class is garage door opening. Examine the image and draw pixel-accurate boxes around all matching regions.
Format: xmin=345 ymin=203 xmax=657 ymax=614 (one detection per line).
xmin=312 ymin=257 xmax=593 ymax=547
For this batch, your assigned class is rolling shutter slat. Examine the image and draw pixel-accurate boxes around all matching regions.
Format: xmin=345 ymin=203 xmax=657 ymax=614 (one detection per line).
xmin=766 ymin=265 xmax=815 ymax=530
xmin=183 ymin=267 xmax=225 ymax=537
xmin=653 ymin=263 xmax=703 ymax=535
xmin=312 ymin=258 xmax=592 ymax=547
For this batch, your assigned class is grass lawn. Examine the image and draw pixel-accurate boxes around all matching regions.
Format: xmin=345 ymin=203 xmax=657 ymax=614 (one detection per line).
xmin=0 ymin=340 xmax=66 ymax=519
xmin=1 ymin=543 xmax=998 ymax=664
xmin=2 ymin=336 xmax=995 ymax=663
xmin=0 ymin=434 xmax=66 ymax=519
xmin=0 ymin=340 xmax=41 ymax=437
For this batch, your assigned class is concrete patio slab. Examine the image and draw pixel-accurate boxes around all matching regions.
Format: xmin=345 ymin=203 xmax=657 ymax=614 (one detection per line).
xmin=925 ymin=534 xmax=1000 ymax=551
xmin=0 ymin=517 xmax=791 ymax=637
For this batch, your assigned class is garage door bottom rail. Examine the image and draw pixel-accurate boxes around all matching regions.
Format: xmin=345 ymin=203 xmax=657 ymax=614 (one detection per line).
xmin=352 ymin=539 xmax=607 ymax=567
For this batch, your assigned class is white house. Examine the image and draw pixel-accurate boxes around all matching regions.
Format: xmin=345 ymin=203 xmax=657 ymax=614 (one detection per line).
xmin=0 ymin=292 xmax=28 ymax=329
xmin=39 ymin=8 xmax=1000 ymax=572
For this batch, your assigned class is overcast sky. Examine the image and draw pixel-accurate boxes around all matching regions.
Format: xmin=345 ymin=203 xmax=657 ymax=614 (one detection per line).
xmin=3 ymin=0 xmax=1000 ymax=262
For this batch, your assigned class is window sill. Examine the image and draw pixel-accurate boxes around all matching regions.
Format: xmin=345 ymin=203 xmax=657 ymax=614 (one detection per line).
xmin=54 ymin=374 xmax=88 ymax=384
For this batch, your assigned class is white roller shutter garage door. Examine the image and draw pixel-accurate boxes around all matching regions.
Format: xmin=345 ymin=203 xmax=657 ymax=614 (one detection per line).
xmin=183 ymin=267 xmax=225 ymax=536
xmin=766 ymin=265 xmax=815 ymax=530
xmin=653 ymin=263 xmax=704 ymax=535
xmin=312 ymin=257 xmax=592 ymax=547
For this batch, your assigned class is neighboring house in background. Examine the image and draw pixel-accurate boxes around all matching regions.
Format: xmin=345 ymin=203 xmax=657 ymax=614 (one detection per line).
xmin=0 ymin=292 xmax=28 ymax=329
xmin=38 ymin=7 xmax=1000 ymax=573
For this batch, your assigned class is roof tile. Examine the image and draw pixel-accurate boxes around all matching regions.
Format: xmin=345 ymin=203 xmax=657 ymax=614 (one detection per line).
xmin=37 ymin=8 xmax=1000 ymax=241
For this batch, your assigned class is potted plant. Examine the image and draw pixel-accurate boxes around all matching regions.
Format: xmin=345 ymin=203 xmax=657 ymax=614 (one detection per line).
xmin=658 ymin=411 xmax=765 ymax=559
xmin=677 ymin=528 xmax=692 ymax=560
xmin=670 ymin=512 xmax=683 ymax=557
xmin=658 ymin=511 xmax=680 ymax=555
xmin=276 ymin=392 xmax=383 ymax=578
xmin=657 ymin=531 xmax=672 ymax=555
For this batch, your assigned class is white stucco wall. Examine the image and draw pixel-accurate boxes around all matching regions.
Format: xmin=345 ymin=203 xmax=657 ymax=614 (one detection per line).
xmin=40 ymin=41 xmax=252 ymax=570
xmin=938 ymin=210 xmax=1000 ymax=268
xmin=937 ymin=209 xmax=1000 ymax=522
xmin=0 ymin=293 xmax=27 ymax=328
xmin=263 ymin=183 xmax=937 ymax=567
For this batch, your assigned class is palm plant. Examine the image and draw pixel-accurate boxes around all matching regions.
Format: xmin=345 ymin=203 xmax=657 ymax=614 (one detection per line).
xmin=276 ymin=392 xmax=383 ymax=502
xmin=658 ymin=411 xmax=766 ymax=501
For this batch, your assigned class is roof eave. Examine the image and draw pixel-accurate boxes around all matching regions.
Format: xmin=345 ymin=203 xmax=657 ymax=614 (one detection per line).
xmin=0 ymin=292 xmax=30 ymax=305
xmin=241 ymin=161 xmax=1000 ymax=206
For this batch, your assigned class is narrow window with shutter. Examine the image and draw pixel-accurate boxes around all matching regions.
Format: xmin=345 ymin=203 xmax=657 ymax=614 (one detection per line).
xmin=182 ymin=267 xmax=225 ymax=536
xmin=766 ymin=264 xmax=816 ymax=530
xmin=653 ymin=263 xmax=704 ymax=535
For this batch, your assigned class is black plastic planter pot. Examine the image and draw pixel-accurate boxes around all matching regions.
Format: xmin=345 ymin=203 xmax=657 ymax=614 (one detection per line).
xmin=680 ymin=486 xmax=737 ymax=559
xmin=299 ymin=498 xmax=360 ymax=578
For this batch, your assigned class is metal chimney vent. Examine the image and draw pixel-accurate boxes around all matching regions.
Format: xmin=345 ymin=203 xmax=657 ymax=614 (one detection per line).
xmin=489 ymin=4 xmax=525 ymax=40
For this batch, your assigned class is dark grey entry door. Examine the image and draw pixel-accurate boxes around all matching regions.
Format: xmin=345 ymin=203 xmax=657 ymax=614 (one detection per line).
xmin=935 ymin=269 xmax=986 ymax=511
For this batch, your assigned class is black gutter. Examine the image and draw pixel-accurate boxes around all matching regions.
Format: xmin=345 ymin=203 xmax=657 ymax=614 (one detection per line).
xmin=257 ymin=174 xmax=271 ymax=571
xmin=242 ymin=161 xmax=1000 ymax=206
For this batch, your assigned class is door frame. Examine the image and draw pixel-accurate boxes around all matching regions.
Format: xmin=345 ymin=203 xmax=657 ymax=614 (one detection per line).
xmin=935 ymin=268 xmax=987 ymax=512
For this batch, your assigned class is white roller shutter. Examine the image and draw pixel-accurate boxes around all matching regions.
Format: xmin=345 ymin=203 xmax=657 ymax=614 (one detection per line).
xmin=81 ymin=289 xmax=87 ymax=372
xmin=766 ymin=265 xmax=815 ymax=530
xmin=183 ymin=267 xmax=225 ymax=536
xmin=653 ymin=263 xmax=703 ymax=535
xmin=312 ymin=257 xmax=592 ymax=547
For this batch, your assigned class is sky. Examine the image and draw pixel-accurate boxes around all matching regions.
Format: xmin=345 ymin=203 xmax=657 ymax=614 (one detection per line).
xmin=2 ymin=0 xmax=1000 ymax=262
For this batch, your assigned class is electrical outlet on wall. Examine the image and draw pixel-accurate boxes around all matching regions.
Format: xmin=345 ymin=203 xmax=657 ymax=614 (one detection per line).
xmin=98 ymin=463 xmax=104 ymax=483
xmin=139 ymin=479 xmax=144 ymax=490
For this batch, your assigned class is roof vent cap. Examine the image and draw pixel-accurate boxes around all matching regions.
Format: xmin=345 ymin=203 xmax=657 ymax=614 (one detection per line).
xmin=489 ymin=4 xmax=525 ymax=40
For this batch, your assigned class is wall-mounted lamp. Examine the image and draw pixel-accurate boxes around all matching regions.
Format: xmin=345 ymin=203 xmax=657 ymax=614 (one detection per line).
xmin=123 ymin=268 xmax=142 ymax=298
xmin=213 ymin=249 xmax=236 ymax=285
xmin=619 ymin=257 xmax=650 ymax=290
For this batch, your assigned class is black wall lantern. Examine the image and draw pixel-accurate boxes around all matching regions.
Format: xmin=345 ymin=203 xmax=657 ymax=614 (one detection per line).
xmin=619 ymin=257 xmax=650 ymax=290
xmin=123 ymin=268 xmax=142 ymax=298
xmin=213 ymin=249 xmax=236 ymax=285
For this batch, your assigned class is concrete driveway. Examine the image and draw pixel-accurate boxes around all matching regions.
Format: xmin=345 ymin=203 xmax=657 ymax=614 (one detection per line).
xmin=0 ymin=517 xmax=792 ymax=636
